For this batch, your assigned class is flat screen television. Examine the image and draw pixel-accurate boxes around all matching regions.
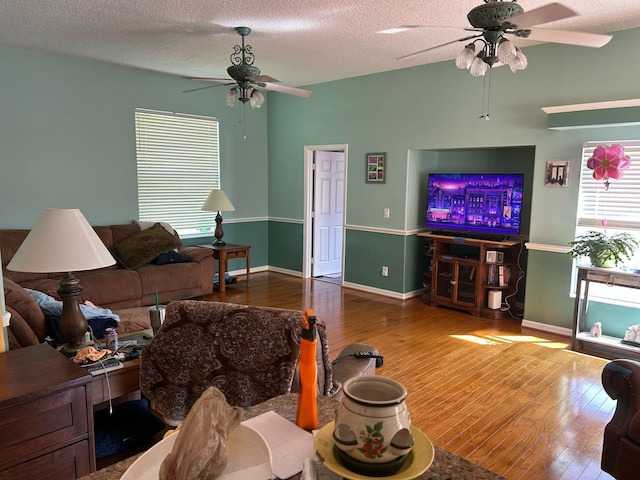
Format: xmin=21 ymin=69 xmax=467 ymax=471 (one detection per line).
xmin=426 ymin=173 xmax=523 ymax=238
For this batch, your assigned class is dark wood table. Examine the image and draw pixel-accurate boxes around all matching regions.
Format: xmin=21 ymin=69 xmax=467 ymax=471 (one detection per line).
xmin=199 ymin=243 xmax=250 ymax=292
xmin=80 ymin=393 xmax=505 ymax=480
xmin=90 ymin=330 xmax=152 ymax=410
xmin=1 ymin=343 xmax=95 ymax=478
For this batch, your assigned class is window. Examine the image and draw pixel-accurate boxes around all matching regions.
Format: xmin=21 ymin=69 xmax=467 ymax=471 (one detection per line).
xmin=575 ymin=140 xmax=640 ymax=305
xmin=577 ymin=140 xmax=640 ymax=232
xmin=135 ymin=109 xmax=220 ymax=237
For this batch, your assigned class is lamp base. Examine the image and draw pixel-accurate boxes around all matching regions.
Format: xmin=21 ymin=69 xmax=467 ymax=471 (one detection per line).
xmin=214 ymin=212 xmax=226 ymax=246
xmin=57 ymin=272 xmax=90 ymax=351
xmin=59 ymin=338 xmax=95 ymax=357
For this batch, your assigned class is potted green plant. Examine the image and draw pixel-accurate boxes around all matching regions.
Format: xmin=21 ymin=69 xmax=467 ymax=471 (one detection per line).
xmin=568 ymin=231 xmax=639 ymax=268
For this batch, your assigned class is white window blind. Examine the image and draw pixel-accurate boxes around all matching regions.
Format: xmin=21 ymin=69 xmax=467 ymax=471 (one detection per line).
xmin=577 ymin=140 xmax=640 ymax=232
xmin=135 ymin=108 xmax=220 ymax=236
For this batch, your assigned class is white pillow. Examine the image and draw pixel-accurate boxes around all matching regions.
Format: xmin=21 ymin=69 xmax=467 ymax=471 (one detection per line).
xmin=133 ymin=220 xmax=175 ymax=235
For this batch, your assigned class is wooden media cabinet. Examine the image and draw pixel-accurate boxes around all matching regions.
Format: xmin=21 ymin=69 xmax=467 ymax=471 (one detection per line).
xmin=418 ymin=232 xmax=524 ymax=319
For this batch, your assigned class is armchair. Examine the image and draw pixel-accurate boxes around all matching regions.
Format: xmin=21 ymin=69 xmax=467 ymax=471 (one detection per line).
xmin=140 ymin=300 xmax=379 ymax=425
xmin=601 ymin=359 xmax=640 ymax=479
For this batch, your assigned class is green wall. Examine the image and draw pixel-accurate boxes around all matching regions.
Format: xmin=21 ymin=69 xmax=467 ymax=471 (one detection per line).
xmin=267 ymin=27 xmax=640 ymax=328
xmin=2 ymin=27 xmax=640 ymax=332
xmin=0 ymin=45 xmax=269 ymax=230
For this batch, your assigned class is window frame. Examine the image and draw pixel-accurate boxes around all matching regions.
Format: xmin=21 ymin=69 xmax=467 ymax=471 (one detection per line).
xmin=134 ymin=108 xmax=221 ymax=237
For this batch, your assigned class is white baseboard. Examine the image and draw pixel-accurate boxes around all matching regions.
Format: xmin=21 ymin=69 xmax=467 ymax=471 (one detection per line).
xmin=521 ymin=319 xmax=572 ymax=338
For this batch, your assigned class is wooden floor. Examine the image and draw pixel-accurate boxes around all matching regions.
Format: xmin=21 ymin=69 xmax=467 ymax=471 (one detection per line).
xmin=202 ymin=271 xmax=616 ymax=480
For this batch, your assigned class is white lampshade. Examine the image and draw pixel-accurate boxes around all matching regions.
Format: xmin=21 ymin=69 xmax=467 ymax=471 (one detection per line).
xmin=226 ymin=88 xmax=238 ymax=107
xmin=497 ymin=39 xmax=516 ymax=64
xmin=201 ymin=189 xmax=236 ymax=213
xmin=7 ymin=208 xmax=115 ymax=273
xmin=455 ymin=44 xmax=476 ymax=70
xmin=470 ymin=57 xmax=488 ymax=77
xmin=250 ymin=89 xmax=265 ymax=109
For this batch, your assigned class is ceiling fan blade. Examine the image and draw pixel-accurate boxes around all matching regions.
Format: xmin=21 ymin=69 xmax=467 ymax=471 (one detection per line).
xmin=261 ymin=82 xmax=312 ymax=98
xmin=247 ymin=74 xmax=280 ymax=83
xmin=184 ymin=76 xmax=232 ymax=82
xmin=398 ymin=34 xmax=481 ymax=61
xmin=525 ymin=27 xmax=612 ymax=48
xmin=183 ymin=84 xmax=230 ymax=93
xmin=504 ymin=2 xmax=576 ymax=29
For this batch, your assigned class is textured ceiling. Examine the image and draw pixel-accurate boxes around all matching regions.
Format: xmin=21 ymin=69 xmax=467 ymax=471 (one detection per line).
xmin=1 ymin=0 xmax=639 ymax=89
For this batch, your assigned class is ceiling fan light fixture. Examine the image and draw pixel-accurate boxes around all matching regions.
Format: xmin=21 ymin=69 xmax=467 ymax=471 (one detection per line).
xmin=249 ymin=88 xmax=265 ymax=109
xmin=226 ymin=87 xmax=238 ymax=106
xmin=497 ymin=38 xmax=516 ymax=64
xmin=509 ymin=47 xmax=528 ymax=72
xmin=470 ymin=56 xmax=488 ymax=77
xmin=455 ymin=43 xmax=476 ymax=70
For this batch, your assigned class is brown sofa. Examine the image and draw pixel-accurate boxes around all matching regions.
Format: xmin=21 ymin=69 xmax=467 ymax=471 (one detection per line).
xmin=601 ymin=359 xmax=640 ymax=480
xmin=0 ymin=222 xmax=215 ymax=310
xmin=140 ymin=300 xmax=380 ymax=425
xmin=1 ymin=222 xmax=216 ymax=348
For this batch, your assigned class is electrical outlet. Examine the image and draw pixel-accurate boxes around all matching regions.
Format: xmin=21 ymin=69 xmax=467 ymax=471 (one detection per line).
xmin=383 ymin=208 xmax=390 ymax=219
xmin=381 ymin=266 xmax=389 ymax=276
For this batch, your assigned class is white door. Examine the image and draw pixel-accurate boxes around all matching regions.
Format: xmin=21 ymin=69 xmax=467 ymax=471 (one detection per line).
xmin=312 ymin=151 xmax=344 ymax=277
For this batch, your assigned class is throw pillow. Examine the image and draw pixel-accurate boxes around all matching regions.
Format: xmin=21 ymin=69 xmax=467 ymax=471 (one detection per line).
xmin=111 ymin=222 xmax=181 ymax=269
xmin=3 ymin=277 xmax=47 ymax=341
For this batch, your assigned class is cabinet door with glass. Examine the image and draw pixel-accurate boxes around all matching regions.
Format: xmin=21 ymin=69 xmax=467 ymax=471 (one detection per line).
xmin=433 ymin=258 xmax=478 ymax=308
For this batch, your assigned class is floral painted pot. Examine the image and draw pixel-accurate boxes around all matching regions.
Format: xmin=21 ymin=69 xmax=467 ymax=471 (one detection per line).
xmin=333 ymin=376 xmax=414 ymax=469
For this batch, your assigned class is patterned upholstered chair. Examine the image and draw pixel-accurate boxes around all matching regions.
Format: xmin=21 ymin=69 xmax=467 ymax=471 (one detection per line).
xmin=140 ymin=300 xmax=379 ymax=425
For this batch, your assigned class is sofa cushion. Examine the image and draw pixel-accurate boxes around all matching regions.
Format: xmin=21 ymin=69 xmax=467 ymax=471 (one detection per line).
xmin=111 ymin=223 xmax=181 ymax=269
xmin=3 ymin=276 xmax=47 ymax=342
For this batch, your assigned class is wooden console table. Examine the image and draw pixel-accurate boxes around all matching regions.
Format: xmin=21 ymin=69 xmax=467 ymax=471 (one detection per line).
xmin=0 ymin=343 xmax=95 ymax=479
xmin=571 ymin=265 xmax=640 ymax=359
xmin=199 ymin=243 xmax=250 ymax=293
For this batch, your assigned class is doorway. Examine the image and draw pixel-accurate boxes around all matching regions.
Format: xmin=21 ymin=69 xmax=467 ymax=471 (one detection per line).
xmin=303 ymin=145 xmax=347 ymax=282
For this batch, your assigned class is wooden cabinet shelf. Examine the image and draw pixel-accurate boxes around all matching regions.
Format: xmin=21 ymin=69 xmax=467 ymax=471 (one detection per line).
xmin=418 ymin=232 xmax=523 ymax=319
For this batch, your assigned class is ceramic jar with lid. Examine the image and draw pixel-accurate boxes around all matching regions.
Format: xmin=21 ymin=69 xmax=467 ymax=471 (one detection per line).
xmin=333 ymin=376 xmax=414 ymax=469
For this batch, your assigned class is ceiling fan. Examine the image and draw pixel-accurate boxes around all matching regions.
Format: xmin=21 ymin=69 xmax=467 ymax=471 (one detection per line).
xmin=397 ymin=1 xmax=613 ymax=77
xmin=185 ymin=26 xmax=312 ymax=108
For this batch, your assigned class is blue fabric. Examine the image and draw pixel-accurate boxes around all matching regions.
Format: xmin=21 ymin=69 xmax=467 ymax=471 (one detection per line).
xmin=152 ymin=250 xmax=189 ymax=265
xmin=25 ymin=288 xmax=120 ymax=321
xmin=45 ymin=315 xmax=118 ymax=343
xmin=26 ymin=288 xmax=121 ymax=342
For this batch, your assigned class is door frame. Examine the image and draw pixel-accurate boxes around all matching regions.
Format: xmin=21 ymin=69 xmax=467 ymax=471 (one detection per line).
xmin=302 ymin=144 xmax=348 ymax=279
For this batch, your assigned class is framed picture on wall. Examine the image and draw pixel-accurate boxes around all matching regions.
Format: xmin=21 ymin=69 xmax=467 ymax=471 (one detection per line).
xmin=545 ymin=161 xmax=570 ymax=187
xmin=366 ymin=153 xmax=386 ymax=183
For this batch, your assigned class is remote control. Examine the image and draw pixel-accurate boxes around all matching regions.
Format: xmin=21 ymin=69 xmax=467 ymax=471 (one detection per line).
xmin=354 ymin=351 xmax=384 ymax=367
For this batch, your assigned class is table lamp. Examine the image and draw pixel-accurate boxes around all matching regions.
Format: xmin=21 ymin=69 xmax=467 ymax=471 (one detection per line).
xmin=201 ymin=189 xmax=236 ymax=246
xmin=7 ymin=208 xmax=115 ymax=353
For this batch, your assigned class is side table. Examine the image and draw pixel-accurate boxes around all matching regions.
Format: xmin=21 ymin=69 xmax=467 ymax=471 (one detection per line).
xmin=198 ymin=243 xmax=250 ymax=293
xmin=0 ymin=343 xmax=95 ymax=479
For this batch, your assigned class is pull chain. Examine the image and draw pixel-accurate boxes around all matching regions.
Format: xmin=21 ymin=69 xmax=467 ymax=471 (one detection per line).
xmin=480 ymin=67 xmax=492 ymax=121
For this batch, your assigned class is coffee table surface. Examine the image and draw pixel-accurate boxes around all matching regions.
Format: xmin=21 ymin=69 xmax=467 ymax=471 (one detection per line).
xmin=80 ymin=393 xmax=505 ymax=480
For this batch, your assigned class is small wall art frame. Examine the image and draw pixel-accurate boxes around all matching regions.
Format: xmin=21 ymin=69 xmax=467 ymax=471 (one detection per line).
xmin=545 ymin=161 xmax=570 ymax=187
xmin=366 ymin=152 xmax=386 ymax=183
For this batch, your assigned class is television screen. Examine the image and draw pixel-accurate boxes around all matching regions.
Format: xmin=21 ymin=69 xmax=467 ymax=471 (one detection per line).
xmin=426 ymin=173 xmax=523 ymax=238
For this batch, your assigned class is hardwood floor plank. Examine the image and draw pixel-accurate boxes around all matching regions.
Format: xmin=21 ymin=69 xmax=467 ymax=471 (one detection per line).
xmin=200 ymin=272 xmax=618 ymax=479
